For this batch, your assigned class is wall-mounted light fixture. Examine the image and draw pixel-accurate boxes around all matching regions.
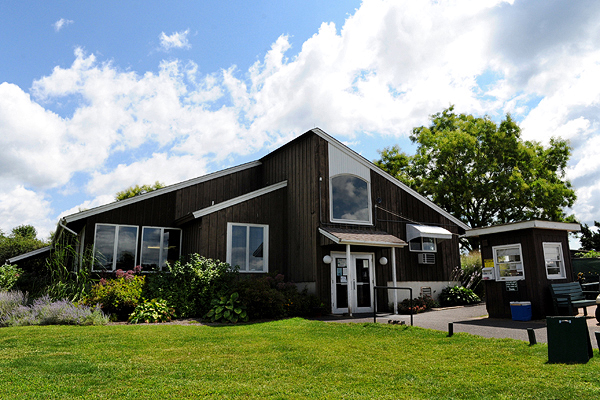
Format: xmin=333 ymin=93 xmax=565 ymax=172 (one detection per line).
xmin=323 ymin=255 xmax=332 ymax=264
xmin=379 ymin=256 xmax=388 ymax=265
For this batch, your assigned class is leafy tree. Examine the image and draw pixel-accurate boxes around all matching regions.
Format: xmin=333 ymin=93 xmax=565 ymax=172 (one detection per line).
xmin=115 ymin=181 xmax=165 ymax=201
xmin=0 ymin=225 xmax=48 ymax=265
xmin=579 ymin=221 xmax=600 ymax=252
xmin=375 ymin=106 xmax=576 ymax=249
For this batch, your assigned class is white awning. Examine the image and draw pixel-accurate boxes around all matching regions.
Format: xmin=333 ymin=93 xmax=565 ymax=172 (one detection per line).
xmin=406 ymin=224 xmax=453 ymax=242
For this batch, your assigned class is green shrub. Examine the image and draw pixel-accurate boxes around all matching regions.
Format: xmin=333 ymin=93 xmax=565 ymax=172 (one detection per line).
xmin=236 ymin=274 xmax=323 ymax=320
xmin=204 ymin=292 xmax=248 ymax=323
xmin=83 ymin=272 xmax=145 ymax=321
xmin=129 ymin=298 xmax=176 ymax=324
xmin=456 ymin=251 xmax=484 ymax=298
xmin=396 ymin=295 xmax=439 ymax=314
xmin=0 ymin=264 xmax=22 ymax=290
xmin=439 ymin=285 xmax=480 ymax=307
xmin=143 ymin=255 xmax=238 ymax=318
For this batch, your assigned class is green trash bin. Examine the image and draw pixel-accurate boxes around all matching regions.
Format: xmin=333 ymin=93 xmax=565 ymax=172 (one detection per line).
xmin=547 ymin=316 xmax=593 ymax=364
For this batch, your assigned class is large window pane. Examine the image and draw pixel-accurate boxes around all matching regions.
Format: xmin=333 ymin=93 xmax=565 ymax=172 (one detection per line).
xmin=248 ymin=226 xmax=264 ymax=272
xmin=231 ymin=225 xmax=248 ymax=271
xmin=331 ymin=175 xmax=370 ymax=222
xmin=163 ymin=229 xmax=181 ymax=267
xmin=116 ymin=226 xmax=138 ymax=270
xmin=141 ymin=227 xmax=162 ymax=271
xmin=94 ymin=224 xmax=116 ymax=270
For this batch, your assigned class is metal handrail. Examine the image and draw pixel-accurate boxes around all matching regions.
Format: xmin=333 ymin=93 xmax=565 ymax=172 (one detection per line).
xmin=373 ymin=286 xmax=413 ymax=326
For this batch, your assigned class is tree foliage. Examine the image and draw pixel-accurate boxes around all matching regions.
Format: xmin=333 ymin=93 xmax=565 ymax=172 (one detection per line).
xmin=579 ymin=221 xmax=600 ymax=252
xmin=0 ymin=225 xmax=48 ymax=265
xmin=115 ymin=181 xmax=165 ymax=201
xmin=376 ymin=106 xmax=576 ymax=233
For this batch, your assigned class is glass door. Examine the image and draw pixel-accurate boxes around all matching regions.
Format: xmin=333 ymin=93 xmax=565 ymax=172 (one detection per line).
xmin=331 ymin=253 xmax=374 ymax=314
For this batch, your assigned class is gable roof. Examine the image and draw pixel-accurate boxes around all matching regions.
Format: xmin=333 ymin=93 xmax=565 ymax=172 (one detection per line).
xmin=58 ymin=128 xmax=469 ymax=231
xmin=61 ymin=160 xmax=262 ymax=224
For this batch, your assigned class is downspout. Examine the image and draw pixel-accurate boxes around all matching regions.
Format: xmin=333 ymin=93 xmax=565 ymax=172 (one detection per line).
xmin=59 ymin=218 xmax=78 ymax=237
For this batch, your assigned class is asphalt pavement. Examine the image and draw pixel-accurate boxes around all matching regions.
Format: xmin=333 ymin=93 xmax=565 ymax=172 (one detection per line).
xmin=321 ymin=303 xmax=600 ymax=348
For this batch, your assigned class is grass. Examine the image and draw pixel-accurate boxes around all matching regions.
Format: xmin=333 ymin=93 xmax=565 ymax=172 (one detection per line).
xmin=1 ymin=318 xmax=599 ymax=399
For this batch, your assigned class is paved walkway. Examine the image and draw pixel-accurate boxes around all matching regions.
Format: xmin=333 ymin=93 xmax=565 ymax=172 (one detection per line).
xmin=321 ymin=303 xmax=600 ymax=348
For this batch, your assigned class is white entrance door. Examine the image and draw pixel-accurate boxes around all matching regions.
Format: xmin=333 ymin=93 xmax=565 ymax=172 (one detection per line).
xmin=331 ymin=253 xmax=375 ymax=314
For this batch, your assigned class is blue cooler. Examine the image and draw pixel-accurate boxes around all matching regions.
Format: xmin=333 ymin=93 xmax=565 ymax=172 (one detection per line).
xmin=510 ymin=301 xmax=532 ymax=321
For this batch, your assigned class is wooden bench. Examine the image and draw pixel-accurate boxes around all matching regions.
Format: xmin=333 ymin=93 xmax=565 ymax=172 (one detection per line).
xmin=550 ymin=282 xmax=597 ymax=316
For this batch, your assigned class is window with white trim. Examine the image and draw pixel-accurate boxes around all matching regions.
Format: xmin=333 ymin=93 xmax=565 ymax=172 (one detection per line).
xmin=543 ymin=242 xmax=566 ymax=279
xmin=93 ymin=224 xmax=139 ymax=271
xmin=330 ymin=174 xmax=372 ymax=225
xmin=492 ymin=243 xmax=524 ymax=281
xmin=227 ymin=223 xmax=268 ymax=273
xmin=409 ymin=237 xmax=437 ymax=252
xmin=140 ymin=227 xmax=182 ymax=271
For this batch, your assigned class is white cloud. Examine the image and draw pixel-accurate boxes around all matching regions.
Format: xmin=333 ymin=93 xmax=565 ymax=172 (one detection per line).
xmin=0 ymin=186 xmax=55 ymax=239
xmin=4 ymin=0 xmax=600 ymax=237
xmin=53 ymin=18 xmax=73 ymax=32
xmin=159 ymin=29 xmax=191 ymax=51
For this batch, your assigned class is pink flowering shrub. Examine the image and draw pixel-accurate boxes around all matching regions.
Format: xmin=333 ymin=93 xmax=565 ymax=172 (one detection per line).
xmin=83 ymin=266 xmax=145 ymax=321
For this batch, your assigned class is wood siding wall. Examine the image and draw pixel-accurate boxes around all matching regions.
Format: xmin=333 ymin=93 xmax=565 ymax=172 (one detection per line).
xmin=175 ymin=166 xmax=263 ymax=219
xmin=261 ymin=133 xmax=328 ymax=288
xmin=181 ymin=187 xmax=287 ymax=273
xmin=83 ymin=191 xmax=178 ymax=246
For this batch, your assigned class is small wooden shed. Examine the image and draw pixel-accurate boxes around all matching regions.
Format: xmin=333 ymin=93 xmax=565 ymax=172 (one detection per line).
xmin=465 ymin=220 xmax=581 ymax=319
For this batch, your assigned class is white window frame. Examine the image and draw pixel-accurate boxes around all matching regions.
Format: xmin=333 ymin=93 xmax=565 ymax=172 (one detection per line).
xmin=408 ymin=237 xmax=437 ymax=253
xmin=226 ymin=223 xmax=269 ymax=273
xmin=92 ymin=223 xmax=139 ymax=272
xmin=543 ymin=242 xmax=566 ymax=280
xmin=329 ymin=173 xmax=373 ymax=226
xmin=492 ymin=243 xmax=525 ymax=281
xmin=140 ymin=226 xmax=183 ymax=272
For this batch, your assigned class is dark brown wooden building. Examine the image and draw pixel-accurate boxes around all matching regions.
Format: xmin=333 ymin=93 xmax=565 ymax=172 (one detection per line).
xmin=46 ymin=128 xmax=469 ymax=315
xmin=465 ymin=220 xmax=581 ymax=319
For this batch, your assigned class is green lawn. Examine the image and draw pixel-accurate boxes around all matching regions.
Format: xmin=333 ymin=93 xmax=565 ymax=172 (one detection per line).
xmin=1 ymin=318 xmax=599 ymax=399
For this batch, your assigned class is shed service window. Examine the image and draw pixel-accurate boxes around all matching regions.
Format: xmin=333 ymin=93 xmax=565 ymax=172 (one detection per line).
xmin=543 ymin=242 xmax=565 ymax=279
xmin=492 ymin=244 xmax=524 ymax=281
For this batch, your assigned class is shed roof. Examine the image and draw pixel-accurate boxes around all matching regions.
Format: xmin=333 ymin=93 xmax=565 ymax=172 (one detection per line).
xmin=464 ymin=220 xmax=581 ymax=238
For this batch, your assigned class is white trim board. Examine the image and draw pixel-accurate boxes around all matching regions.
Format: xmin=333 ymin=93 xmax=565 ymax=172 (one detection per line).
xmin=464 ymin=220 xmax=581 ymax=237
xmin=7 ymin=246 xmax=52 ymax=264
xmin=193 ymin=181 xmax=288 ymax=219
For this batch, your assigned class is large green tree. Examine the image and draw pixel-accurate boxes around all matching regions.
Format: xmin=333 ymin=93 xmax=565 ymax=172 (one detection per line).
xmin=376 ymin=106 xmax=576 ymax=234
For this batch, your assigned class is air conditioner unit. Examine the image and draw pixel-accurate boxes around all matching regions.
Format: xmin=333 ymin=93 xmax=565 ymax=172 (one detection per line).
xmin=418 ymin=253 xmax=435 ymax=264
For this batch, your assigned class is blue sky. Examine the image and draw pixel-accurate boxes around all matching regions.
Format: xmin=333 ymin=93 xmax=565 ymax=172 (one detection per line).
xmin=2 ymin=0 xmax=600 ymax=244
